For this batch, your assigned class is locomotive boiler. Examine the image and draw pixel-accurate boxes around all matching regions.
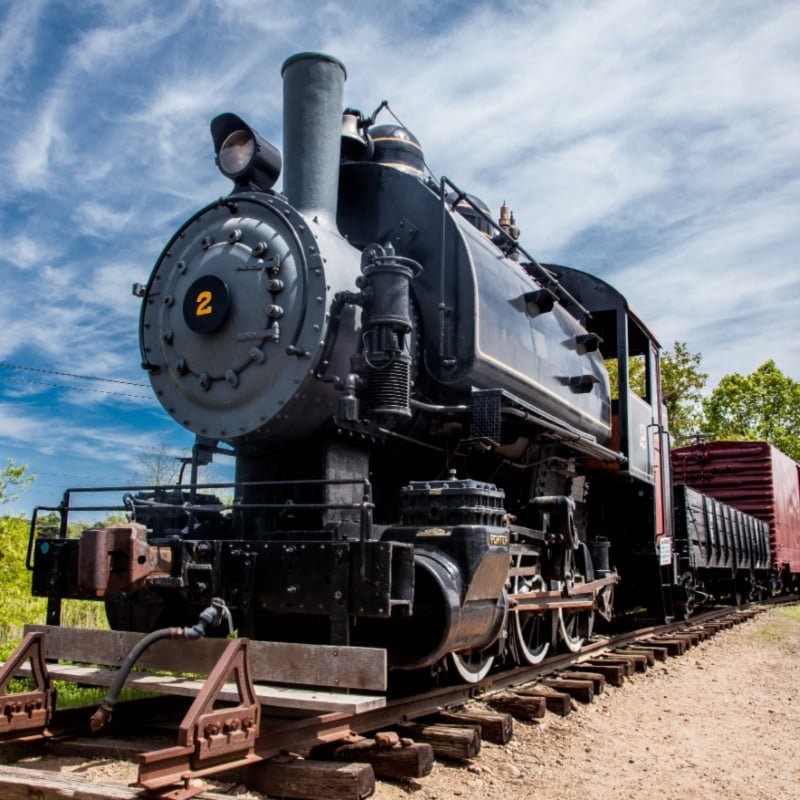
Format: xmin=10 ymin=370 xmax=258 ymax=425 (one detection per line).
xmin=30 ymin=52 xmax=701 ymax=682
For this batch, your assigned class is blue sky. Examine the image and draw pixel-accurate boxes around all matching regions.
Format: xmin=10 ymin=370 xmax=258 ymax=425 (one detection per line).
xmin=1 ymin=0 xmax=799 ymax=512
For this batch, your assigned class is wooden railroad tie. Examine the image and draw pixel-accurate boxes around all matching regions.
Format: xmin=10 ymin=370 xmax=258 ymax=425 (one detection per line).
xmin=625 ymin=644 xmax=667 ymax=663
xmin=432 ymin=708 xmax=514 ymax=745
xmin=312 ymin=732 xmax=434 ymax=780
xmin=639 ymin=637 xmax=686 ymax=657
xmin=541 ymin=677 xmax=595 ymax=704
xmin=511 ymin=685 xmax=572 ymax=717
xmin=570 ymin=662 xmax=625 ymax=687
xmin=558 ymin=670 xmax=606 ymax=694
xmin=395 ymin=721 xmax=481 ymax=761
xmin=485 ymin=691 xmax=547 ymax=721
xmin=0 ymin=764 xmax=238 ymax=800
xmin=231 ymin=758 xmax=375 ymax=800
xmin=604 ymin=652 xmax=649 ymax=673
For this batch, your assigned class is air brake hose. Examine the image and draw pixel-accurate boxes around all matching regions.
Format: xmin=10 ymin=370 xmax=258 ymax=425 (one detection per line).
xmin=89 ymin=598 xmax=232 ymax=731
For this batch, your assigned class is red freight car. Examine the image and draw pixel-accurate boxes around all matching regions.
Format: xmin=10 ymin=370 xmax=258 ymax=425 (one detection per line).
xmin=671 ymin=441 xmax=800 ymax=590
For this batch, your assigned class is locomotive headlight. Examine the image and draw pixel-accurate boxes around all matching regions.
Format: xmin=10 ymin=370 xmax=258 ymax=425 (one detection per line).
xmin=210 ymin=112 xmax=281 ymax=191
xmin=219 ymin=129 xmax=256 ymax=175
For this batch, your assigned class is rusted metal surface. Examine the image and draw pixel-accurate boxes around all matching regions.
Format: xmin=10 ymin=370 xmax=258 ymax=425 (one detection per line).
xmin=0 ymin=632 xmax=54 ymax=741
xmin=672 ymin=441 xmax=800 ymax=574
xmin=78 ymin=522 xmax=172 ymax=596
xmin=139 ymin=638 xmax=261 ymax=794
xmin=509 ymin=573 xmax=619 ymax=611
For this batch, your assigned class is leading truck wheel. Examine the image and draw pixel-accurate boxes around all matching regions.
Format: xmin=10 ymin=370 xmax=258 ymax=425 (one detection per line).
xmin=449 ymin=651 xmax=495 ymax=683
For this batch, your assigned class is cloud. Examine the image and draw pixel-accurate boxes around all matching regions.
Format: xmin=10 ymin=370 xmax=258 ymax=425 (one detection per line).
xmin=1 ymin=0 xmax=799 ymax=498
xmin=0 ymin=0 xmax=47 ymax=98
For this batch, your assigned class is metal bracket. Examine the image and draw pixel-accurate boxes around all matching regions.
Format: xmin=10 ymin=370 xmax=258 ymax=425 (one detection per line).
xmin=0 ymin=631 xmax=55 ymax=741
xmin=138 ymin=637 xmax=261 ymax=799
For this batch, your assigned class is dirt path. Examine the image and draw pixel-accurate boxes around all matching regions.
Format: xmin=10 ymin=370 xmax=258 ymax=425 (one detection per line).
xmin=374 ymin=604 xmax=800 ymax=800
xmin=6 ymin=605 xmax=800 ymax=799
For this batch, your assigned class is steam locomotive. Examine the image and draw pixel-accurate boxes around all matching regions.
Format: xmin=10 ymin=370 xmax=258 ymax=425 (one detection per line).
xmin=28 ymin=52 xmax=780 ymax=684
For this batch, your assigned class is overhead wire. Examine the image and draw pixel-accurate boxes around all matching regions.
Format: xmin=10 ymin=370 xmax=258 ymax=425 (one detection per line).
xmin=0 ymin=361 xmax=148 ymax=387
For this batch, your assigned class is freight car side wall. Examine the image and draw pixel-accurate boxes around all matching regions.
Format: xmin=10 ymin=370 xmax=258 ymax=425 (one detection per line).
xmin=770 ymin=445 xmax=800 ymax=572
xmin=671 ymin=441 xmax=800 ymax=576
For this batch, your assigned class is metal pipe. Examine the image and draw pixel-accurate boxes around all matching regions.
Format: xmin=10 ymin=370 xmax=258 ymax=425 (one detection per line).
xmin=89 ymin=599 xmax=232 ymax=731
xmin=281 ymin=52 xmax=347 ymax=222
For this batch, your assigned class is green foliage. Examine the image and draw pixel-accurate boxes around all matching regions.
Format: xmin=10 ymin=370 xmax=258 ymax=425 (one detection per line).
xmin=0 ymin=515 xmax=46 ymax=655
xmin=0 ymin=458 xmax=33 ymax=505
xmin=702 ymin=360 xmax=800 ymax=461
xmin=660 ymin=342 xmax=707 ymax=446
xmin=606 ymin=342 xmax=707 ymax=447
xmin=1 ymin=460 xmax=45 ymax=652
xmin=0 ymin=461 xmax=113 ymax=661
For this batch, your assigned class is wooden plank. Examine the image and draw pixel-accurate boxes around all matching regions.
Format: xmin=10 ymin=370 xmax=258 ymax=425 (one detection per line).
xmin=0 ymin=764 xmax=234 ymax=800
xmin=236 ymin=759 xmax=375 ymax=800
xmin=14 ymin=663 xmax=385 ymax=715
xmin=24 ymin=625 xmax=386 ymax=692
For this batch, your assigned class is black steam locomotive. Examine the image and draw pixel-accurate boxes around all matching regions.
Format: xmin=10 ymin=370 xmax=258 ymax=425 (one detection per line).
xmin=28 ymin=53 xmax=772 ymax=683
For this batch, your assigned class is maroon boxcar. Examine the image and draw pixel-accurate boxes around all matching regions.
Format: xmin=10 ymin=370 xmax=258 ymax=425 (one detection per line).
xmin=671 ymin=441 xmax=800 ymax=588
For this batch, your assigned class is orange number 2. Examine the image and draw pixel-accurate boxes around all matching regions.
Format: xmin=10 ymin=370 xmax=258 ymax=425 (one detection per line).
xmin=196 ymin=290 xmax=213 ymax=317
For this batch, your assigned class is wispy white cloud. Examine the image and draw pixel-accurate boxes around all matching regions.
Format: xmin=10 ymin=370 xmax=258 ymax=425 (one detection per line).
xmin=1 ymin=0 xmax=799 ymax=498
xmin=0 ymin=0 xmax=47 ymax=97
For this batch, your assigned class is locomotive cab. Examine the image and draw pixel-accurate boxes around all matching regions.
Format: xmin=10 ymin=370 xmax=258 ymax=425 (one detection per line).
xmin=545 ymin=264 xmax=678 ymax=619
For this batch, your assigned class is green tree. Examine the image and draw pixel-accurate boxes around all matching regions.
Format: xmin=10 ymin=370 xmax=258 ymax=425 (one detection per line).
xmin=606 ymin=342 xmax=708 ymax=446
xmin=0 ymin=460 xmax=45 ymax=650
xmin=702 ymin=360 xmax=800 ymax=460
xmin=0 ymin=457 xmax=33 ymax=505
xmin=660 ymin=342 xmax=708 ymax=446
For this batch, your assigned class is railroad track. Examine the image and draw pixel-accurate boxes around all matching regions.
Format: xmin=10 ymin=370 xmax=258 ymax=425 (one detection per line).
xmin=0 ymin=601 xmax=791 ymax=800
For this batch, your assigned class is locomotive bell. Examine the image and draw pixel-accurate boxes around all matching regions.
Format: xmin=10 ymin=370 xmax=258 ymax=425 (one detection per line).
xmin=340 ymin=108 xmax=372 ymax=160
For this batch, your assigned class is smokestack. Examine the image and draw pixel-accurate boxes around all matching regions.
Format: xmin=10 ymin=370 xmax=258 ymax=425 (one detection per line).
xmin=281 ymin=52 xmax=346 ymax=222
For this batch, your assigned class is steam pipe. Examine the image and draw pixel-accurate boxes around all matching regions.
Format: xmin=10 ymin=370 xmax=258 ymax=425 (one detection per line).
xmin=281 ymin=52 xmax=347 ymax=222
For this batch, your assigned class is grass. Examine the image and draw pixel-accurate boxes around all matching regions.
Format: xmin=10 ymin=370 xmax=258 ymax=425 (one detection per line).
xmin=754 ymin=603 xmax=800 ymax=648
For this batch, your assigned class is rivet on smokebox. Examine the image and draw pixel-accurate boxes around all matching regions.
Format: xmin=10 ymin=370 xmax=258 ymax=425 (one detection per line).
xmin=225 ymin=369 xmax=239 ymax=387
xmin=249 ymin=347 xmax=266 ymax=364
xmin=198 ymin=372 xmax=210 ymax=391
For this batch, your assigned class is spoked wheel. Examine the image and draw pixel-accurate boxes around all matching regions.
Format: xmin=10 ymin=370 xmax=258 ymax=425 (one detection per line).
xmin=511 ymin=553 xmax=551 ymax=665
xmin=555 ymin=549 xmax=594 ymax=653
xmin=450 ymin=651 xmax=495 ymax=683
